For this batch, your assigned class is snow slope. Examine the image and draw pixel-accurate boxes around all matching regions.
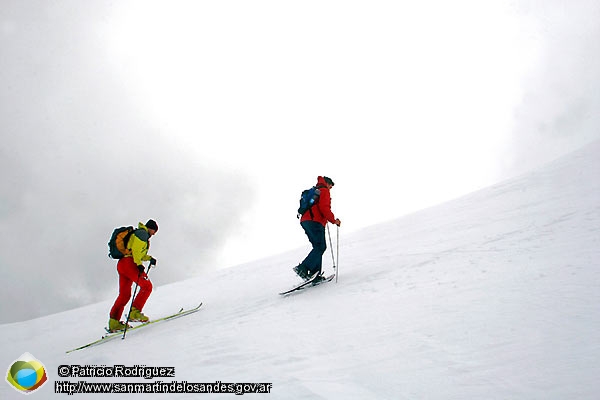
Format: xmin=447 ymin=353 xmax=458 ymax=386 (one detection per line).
xmin=2 ymin=141 xmax=599 ymax=399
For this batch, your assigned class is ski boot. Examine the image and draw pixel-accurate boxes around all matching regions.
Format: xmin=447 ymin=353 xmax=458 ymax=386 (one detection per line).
xmin=108 ymin=318 xmax=130 ymax=333
xmin=129 ymin=307 xmax=150 ymax=322
xmin=293 ymin=265 xmax=312 ymax=281
xmin=312 ymin=271 xmax=326 ymax=284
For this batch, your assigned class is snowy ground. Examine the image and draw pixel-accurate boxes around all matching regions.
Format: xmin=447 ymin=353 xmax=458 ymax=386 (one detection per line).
xmin=2 ymin=140 xmax=599 ymax=399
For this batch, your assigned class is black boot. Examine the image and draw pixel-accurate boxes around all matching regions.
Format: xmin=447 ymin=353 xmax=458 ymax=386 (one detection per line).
xmin=293 ymin=265 xmax=309 ymax=280
xmin=312 ymin=273 xmax=326 ymax=283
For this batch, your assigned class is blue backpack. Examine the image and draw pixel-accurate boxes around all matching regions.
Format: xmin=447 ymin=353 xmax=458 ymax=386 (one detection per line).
xmin=297 ymin=186 xmax=321 ymax=219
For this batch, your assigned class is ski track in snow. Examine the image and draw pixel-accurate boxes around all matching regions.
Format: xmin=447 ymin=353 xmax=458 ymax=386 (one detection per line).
xmin=1 ymin=141 xmax=599 ymax=399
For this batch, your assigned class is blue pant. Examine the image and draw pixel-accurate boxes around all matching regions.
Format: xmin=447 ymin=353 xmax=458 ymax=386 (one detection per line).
xmin=299 ymin=221 xmax=327 ymax=275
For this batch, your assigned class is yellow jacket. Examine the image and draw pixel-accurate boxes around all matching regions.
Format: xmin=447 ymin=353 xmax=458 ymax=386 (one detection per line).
xmin=126 ymin=222 xmax=153 ymax=266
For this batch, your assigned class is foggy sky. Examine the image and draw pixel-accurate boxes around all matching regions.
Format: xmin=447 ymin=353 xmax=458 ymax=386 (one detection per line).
xmin=1 ymin=0 xmax=599 ymax=323
xmin=505 ymin=1 xmax=600 ymax=173
xmin=0 ymin=1 xmax=253 ymax=323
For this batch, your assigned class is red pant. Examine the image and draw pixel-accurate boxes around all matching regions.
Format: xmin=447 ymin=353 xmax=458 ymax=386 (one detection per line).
xmin=109 ymin=257 xmax=153 ymax=320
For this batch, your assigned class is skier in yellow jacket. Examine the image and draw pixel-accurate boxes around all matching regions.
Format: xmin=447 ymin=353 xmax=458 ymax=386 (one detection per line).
xmin=108 ymin=220 xmax=158 ymax=332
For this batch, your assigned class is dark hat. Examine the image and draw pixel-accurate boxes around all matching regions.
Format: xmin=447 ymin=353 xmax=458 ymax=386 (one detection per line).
xmin=323 ymin=176 xmax=335 ymax=187
xmin=146 ymin=219 xmax=158 ymax=231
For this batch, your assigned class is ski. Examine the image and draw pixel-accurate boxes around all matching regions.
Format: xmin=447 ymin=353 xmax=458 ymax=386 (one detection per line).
xmin=66 ymin=303 xmax=202 ymax=353
xmin=279 ymin=274 xmax=335 ymax=296
xmin=279 ymin=272 xmax=320 ymax=295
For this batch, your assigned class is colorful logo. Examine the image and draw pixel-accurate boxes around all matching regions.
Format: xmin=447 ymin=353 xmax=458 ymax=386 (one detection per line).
xmin=6 ymin=353 xmax=48 ymax=395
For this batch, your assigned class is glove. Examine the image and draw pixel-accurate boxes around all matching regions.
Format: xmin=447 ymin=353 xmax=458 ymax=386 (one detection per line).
xmin=137 ymin=265 xmax=145 ymax=274
xmin=149 ymin=257 xmax=157 ymax=267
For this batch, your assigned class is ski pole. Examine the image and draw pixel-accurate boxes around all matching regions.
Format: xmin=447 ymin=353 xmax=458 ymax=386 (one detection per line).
xmin=336 ymin=225 xmax=339 ymax=283
xmin=122 ymin=264 xmax=149 ymax=339
xmin=327 ymin=224 xmax=336 ymax=278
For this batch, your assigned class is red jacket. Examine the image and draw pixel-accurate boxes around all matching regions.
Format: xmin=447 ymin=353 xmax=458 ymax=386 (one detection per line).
xmin=300 ymin=176 xmax=336 ymax=226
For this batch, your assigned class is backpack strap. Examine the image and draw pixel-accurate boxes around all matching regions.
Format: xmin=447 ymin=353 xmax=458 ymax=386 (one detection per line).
xmin=308 ymin=184 xmax=327 ymax=220
xmin=123 ymin=228 xmax=135 ymax=249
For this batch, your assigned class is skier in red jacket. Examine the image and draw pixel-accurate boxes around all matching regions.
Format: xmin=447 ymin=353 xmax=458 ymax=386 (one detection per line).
xmin=294 ymin=176 xmax=341 ymax=281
